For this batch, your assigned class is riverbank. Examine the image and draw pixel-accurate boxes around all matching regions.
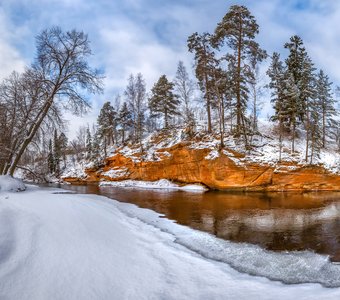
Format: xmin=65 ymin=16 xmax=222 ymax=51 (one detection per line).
xmin=1 ymin=180 xmax=340 ymax=299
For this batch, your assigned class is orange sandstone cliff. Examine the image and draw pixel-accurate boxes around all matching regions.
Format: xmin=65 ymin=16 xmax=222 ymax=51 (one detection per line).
xmin=63 ymin=142 xmax=340 ymax=191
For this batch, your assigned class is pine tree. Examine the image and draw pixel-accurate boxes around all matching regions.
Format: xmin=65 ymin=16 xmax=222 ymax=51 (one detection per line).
xmin=59 ymin=132 xmax=68 ymax=168
xmin=284 ymin=35 xmax=316 ymax=156
xmin=148 ymin=75 xmax=180 ymax=129
xmin=315 ymin=70 xmax=336 ymax=148
xmin=53 ymin=129 xmax=61 ymax=176
xmin=248 ymin=44 xmax=267 ymax=134
xmin=210 ymin=63 xmax=231 ymax=148
xmin=212 ymin=5 xmax=266 ymax=147
xmin=187 ymin=32 xmax=215 ymax=133
xmin=284 ymin=36 xmax=313 ymax=122
xmin=85 ymin=127 xmax=92 ymax=159
xmin=118 ymin=102 xmax=133 ymax=144
xmin=97 ymin=101 xmax=117 ymax=157
xmin=47 ymin=139 xmax=55 ymax=173
xmin=267 ymin=52 xmax=288 ymax=161
xmin=309 ymin=96 xmax=323 ymax=164
xmin=91 ymin=132 xmax=101 ymax=161
xmin=135 ymin=74 xmax=146 ymax=146
xmin=284 ymin=72 xmax=301 ymax=154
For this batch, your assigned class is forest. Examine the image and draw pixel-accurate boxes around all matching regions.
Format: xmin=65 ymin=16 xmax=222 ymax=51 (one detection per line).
xmin=0 ymin=4 xmax=338 ymax=180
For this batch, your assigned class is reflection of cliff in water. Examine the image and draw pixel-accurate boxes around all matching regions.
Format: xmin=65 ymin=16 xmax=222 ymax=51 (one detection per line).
xmin=59 ymin=184 xmax=340 ymax=261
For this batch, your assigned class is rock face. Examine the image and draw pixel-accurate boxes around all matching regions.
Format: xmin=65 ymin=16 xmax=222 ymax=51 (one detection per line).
xmin=64 ymin=143 xmax=340 ymax=191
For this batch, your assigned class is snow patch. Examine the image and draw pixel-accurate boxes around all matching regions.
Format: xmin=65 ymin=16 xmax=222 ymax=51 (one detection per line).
xmin=102 ymin=167 xmax=130 ymax=179
xmin=99 ymin=179 xmax=208 ymax=192
xmin=205 ymin=150 xmax=219 ymax=160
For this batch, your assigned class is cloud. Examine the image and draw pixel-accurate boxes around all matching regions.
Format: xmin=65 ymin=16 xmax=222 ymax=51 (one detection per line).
xmin=0 ymin=9 xmax=26 ymax=80
xmin=1 ymin=0 xmax=340 ymax=138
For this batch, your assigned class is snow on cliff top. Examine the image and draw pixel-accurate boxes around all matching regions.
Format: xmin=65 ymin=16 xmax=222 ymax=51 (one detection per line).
xmin=112 ymin=120 xmax=340 ymax=174
xmin=0 ymin=175 xmax=26 ymax=192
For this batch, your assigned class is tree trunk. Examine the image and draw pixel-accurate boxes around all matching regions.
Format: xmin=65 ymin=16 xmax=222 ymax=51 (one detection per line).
xmin=8 ymin=96 xmax=55 ymax=176
xmin=236 ymin=17 xmax=243 ymax=137
xmin=322 ymin=109 xmax=326 ymax=148
xmin=164 ymin=108 xmax=168 ymax=129
xmin=305 ymin=111 xmax=310 ymax=162
xmin=292 ymin=122 xmax=296 ymax=153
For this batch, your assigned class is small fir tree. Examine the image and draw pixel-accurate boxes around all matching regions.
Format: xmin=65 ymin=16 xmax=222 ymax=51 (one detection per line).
xmin=118 ymin=102 xmax=133 ymax=144
xmin=148 ymin=75 xmax=180 ymax=129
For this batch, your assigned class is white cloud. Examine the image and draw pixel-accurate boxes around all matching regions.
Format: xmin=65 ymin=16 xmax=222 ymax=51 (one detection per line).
xmin=0 ymin=9 xmax=26 ymax=79
xmin=2 ymin=0 xmax=340 ymax=136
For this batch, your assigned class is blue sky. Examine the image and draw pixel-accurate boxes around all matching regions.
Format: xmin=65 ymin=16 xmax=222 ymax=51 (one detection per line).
xmin=0 ymin=0 xmax=339 ymax=136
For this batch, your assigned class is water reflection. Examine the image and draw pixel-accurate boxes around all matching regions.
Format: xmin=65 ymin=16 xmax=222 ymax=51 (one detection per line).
xmin=59 ymin=184 xmax=340 ymax=261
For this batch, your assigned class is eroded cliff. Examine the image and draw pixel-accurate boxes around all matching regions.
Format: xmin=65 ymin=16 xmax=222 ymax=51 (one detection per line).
xmin=63 ymin=142 xmax=340 ymax=191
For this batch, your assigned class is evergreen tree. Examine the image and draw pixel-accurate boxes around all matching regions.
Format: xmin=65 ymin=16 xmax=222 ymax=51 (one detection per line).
xmin=59 ymin=132 xmax=68 ymax=168
xmin=97 ymin=101 xmax=117 ymax=157
xmin=211 ymin=65 xmax=229 ymax=148
xmin=315 ymin=70 xmax=336 ymax=148
xmin=212 ymin=5 xmax=266 ymax=146
xmin=85 ymin=127 xmax=92 ymax=159
xmin=148 ymin=75 xmax=180 ymax=129
xmin=284 ymin=35 xmax=316 ymax=156
xmin=53 ymin=129 xmax=61 ymax=176
xmin=187 ymin=32 xmax=215 ymax=133
xmin=47 ymin=139 xmax=55 ymax=173
xmin=91 ymin=132 xmax=101 ymax=161
xmin=284 ymin=72 xmax=301 ymax=154
xmin=284 ymin=36 xmax=314 ymax=122
xmin=118 ymin=102 xmax=133 ymax=144
xmin=309 ymin=96 xmax=323 ymax=164
xmin=267 ymin=52 xmax=288 ymax=161
xmin=248 ymin=44 xmax=267 ymax=134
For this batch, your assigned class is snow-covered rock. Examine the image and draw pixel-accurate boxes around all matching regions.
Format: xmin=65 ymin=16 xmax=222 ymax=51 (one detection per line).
xmin=0 ymin=175 xmax=26 ymax=192
xmin=99 ymin=179 xmax=208 ymax=192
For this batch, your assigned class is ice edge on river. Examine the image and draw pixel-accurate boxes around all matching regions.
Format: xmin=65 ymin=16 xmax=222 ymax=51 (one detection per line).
xmin=114 ymin=198 xmax=340 ymax=288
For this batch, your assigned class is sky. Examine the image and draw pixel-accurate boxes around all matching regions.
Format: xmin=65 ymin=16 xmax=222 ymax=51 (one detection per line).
xmin=1 ymin=0 xmax=340 ymax=138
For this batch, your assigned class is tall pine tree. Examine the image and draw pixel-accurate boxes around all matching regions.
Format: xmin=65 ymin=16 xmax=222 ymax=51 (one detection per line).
xmin=212 ymin=5 xmax=266 ymax=147
xmin=188 ymin=32 xmax=215 ymax=133
xmin=315 ymin=69 xmax=336 ymax=148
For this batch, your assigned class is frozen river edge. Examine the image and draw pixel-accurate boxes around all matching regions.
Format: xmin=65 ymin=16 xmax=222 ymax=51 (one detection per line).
xmin=0 ymin=183 xmax=340 ymax=299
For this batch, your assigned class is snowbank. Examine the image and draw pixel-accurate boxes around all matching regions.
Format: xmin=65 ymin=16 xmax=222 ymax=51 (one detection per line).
xmin=0 ymin=175 xmax=25 ymax=192
xmin=0 ymin=186 xmax=340 ymax=299
xmin=99 ymin=179 xmax=208 ymax=192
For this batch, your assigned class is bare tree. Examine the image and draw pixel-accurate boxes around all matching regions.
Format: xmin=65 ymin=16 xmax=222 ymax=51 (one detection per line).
xmin=124 ymin=73 xmax=146 ymax=148
xmin=174 ymin=61 xmax=195 ymax=128
xmin=0 ymin=27 xmax=103 ymax=176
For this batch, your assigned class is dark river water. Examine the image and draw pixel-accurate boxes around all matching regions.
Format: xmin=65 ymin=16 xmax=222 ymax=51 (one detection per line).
xmin=57 ymin=184 xmax=340 ymax=261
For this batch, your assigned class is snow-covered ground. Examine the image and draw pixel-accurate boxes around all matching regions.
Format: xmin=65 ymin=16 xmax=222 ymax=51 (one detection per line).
xmin=0 ymin=179 xmax=340 ymax=299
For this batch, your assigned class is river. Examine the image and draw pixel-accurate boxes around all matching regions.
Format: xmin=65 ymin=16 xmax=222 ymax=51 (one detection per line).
xmin=56 ymin=183 xmax=340 ymax=262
